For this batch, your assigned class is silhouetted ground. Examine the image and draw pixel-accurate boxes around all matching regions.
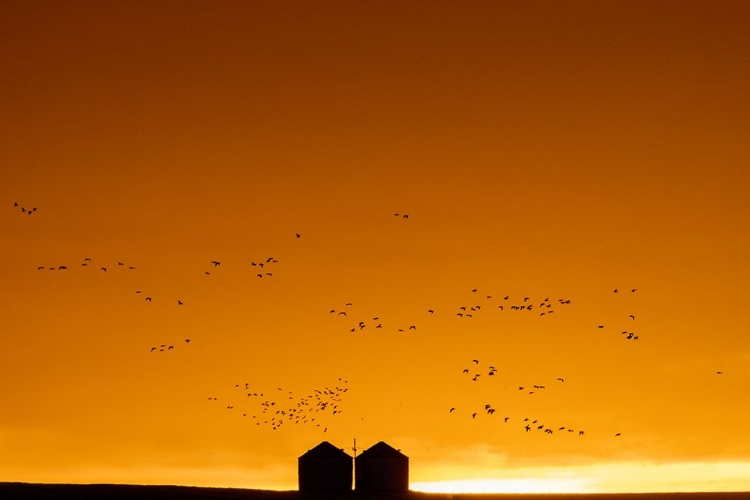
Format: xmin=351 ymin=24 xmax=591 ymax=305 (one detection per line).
xmin=1 ymin=483 xmax=749 ymax=500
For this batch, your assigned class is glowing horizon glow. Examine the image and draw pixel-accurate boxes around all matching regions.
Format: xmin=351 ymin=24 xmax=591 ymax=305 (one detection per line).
xmin=411 ymin=478 xmax=595 ymax=494
xmin=411 ymin=460 xmax=750 ymax=494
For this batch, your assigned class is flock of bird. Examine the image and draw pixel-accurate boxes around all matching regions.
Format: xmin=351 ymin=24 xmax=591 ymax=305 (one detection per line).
xmin=12 ymin=201 xmax=37 ymax=215
xmin=451 ymin=404 xmax=591 ymax=437
xmin=329 ymin=302 xmax=421 ymax=334
xmin=17 ymin=202 xmax=340 ymax=433
xmin=321 ymin=276 xmax=644 ymax=440
xmin=452 ymin=293 xmax=574 ymax=319
xmin=33 ymin=255 xmax=194 ymax=314
xmin=596 ymin=288 xmax=641 ymax=342
xmin=150 ymin=338 xmax=191 ymax=353
xmin=36 ymin=256 xmax=137 ymax=272
xmin=440 ymin=287 xmax=645 ymax=438
xmin=15 ymin=199 xmax=723 ymax=446
xmin=250 ymin=256 xmax=280 ymax=278
xmin=450 ymin=358 xmax=602 ymax=436
xmin=207 ymin=379 xmax=349 ymax=432
xmin=328 ymin=291 xmax=578 ymax=336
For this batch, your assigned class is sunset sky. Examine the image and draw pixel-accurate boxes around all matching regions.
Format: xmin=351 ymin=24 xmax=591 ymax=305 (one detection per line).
xmin=2 ymin=0 xmax=750 ymax=494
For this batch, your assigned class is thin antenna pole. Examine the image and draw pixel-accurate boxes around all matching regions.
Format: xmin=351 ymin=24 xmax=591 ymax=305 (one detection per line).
xmin=352 ymin=438 xmax=357 ymax=490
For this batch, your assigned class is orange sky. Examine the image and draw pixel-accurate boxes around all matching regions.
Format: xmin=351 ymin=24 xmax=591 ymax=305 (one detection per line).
xmin=2 ymin=0 xmax=750 ymax=493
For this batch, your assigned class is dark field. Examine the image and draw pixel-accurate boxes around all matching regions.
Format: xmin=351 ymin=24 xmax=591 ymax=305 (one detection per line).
xmin=1 ymin=484 xmax=750 ymax=500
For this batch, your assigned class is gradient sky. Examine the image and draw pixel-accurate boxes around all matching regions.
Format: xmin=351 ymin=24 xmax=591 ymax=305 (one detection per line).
xmin=2 ymin=0 xmax=750 ymax=493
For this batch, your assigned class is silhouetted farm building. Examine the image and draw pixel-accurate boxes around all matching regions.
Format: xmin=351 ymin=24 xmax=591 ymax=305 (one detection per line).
xmin=355 ymin=441 xmax=409 ymax=492
xmin=298 ymin=441 xmax=353 ymax=492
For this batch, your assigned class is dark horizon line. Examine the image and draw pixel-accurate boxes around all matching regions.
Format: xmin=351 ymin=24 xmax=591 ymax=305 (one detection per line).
xmin=1 ymin=481 xmax=750 ymax=499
